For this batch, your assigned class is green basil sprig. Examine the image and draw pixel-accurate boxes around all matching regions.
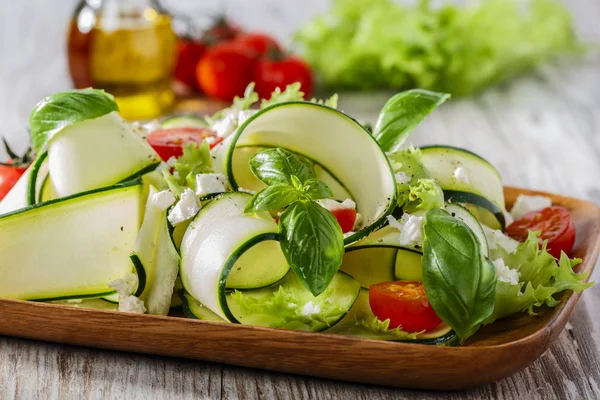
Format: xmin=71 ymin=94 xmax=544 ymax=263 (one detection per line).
xmin=422 ymin=208 xmax=496 ymax=343
xmin=30 ymin=88 xmax=119 ymax=153
xmin=245 ymin=148 xmax=344 ymax=296
xmin=373 ymin=89 xmax=449 ymax=152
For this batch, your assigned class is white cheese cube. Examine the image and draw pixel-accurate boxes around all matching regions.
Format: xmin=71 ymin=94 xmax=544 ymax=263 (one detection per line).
xmin=387 ymin=213 xmax=424 ymax=247
xmin=151 ymin=190 xmax=176 ymax=211
xmin=195 ymin=173 xmax=229 ymax=196
xmin=395 ymin=171 xmax=411 ymax=184
xmin=510 ymin=194 xmax=552 ymax=219
xmin=167 ymin=188 xmax=200 ymax=226
xmin=453 ymin=166 xmax=470 ymax=184
xmin=493 ymin=258 xmax=520 ymax=285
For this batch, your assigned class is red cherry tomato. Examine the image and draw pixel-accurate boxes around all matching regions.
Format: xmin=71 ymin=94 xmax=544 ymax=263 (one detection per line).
xmin=0 ymin=141 xmax=33 ymax=201
xmin=506 ymin=206 xmax=575 ymax=258
xmin=196 ymin=42 xmax=258 ymax=101
xmin=234 ymin=33 xmax=281 ymax=57
xmin=0 ymin=163 xmax=26 ymax=201
xmin=369 ymin=281 xmax=442 ymax=333
xmin=254 ymin=55 xmax=313 ymax=100
xmin=174 ymin=39 xmax=207 ymax=91
xmin=146 ymin=127 xmax=221 ymax=161
xmin=331 ymin=208 xmax=357 ymax=233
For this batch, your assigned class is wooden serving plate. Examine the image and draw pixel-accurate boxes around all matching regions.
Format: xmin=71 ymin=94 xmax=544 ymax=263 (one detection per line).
xmin=0 ymin=187 xmax=597 ymax=390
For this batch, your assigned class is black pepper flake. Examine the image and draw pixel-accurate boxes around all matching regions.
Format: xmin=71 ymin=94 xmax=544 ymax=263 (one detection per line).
xmin=120 ymin=226 xmax=124 ymax=231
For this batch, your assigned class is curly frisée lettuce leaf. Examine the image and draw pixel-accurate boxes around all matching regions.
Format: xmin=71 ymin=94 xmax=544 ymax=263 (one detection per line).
xmin=403 ymin=178 xmax=444 ymax=213
xmin=486 ymin=232 xmax=593 ymax=323
xmin=388 ymin=147 xmax=443 ymax=213
xmin=229 ymin=285 xmax=347 ymax=331
xmin=295 ymin=0 xmax=580 ymax=95
xmin=261 ymin=82 xmax=339 ymax=109
xmin=339 ymin=315 xmax=421 ymax=341
xmin=162 ymin=142 xmax=213 ymax=196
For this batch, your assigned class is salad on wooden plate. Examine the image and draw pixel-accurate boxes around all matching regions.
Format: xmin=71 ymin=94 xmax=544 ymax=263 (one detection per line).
xmin=0 ymin=84 xmax=593 ymax=348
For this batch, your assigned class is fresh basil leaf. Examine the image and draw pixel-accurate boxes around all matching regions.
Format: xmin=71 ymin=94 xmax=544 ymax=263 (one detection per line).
xmin=244 ymin=185 xmax=302 ymax=213
xmin=422 ymin=208 xmax=496 ymax=343
xmin=373 ymin=90 xmax=449 ymax=152
xmin=29 ymin=88 xmax=119 ymax=153
xmin=290 ymin=175 xmax=303 ymax=191
xmin=279 ymin=201 xmax=344 ymax=296
xmin=302 ymin=179 xmax=333 ymax=200
xmin=249 ymin=148 xmax=315 ymax=186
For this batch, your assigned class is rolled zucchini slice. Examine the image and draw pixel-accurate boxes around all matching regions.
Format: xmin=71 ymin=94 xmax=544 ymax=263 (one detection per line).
xmin=341 ymin=226 xmax=423 ymax=288
xmin=47 ymin=112 xmax=160 ymax=198
xmin=419 ymin=145 xmax=506 ymax=229
xmin=179 ymin=192 xmax=360 ymax=330
xmin=0 ymin=181 xmax=143 ymax=300
xmin=131 ymin=185 xmax=180 ymax=315
xmin=214 ymin=102 xmax=397 ymax=244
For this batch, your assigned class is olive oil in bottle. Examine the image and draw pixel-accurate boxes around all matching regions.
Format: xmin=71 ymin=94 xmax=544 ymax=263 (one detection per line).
xmin=68 ymin=0 xmax=177 ymax=120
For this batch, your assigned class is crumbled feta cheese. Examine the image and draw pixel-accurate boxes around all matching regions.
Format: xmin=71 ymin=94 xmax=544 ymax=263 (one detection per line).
xmin=151 ymin=190 xmax=176 ymax=211
xmin=155 ymin=161 xmax=169 ymax=173
xmin=238 ymin=187 xmax=256 ymax=194
xmin=387 ymin=213 xmax=424 ymax=247
xmin=343 ymin=231 xmax=356 ymax=238
xmin=212 ymin=111 xmax=238 ymax=138
xmin=493 ymin=258 xmax=520 ymax=285
xmin=195 ymin=173 xmax=228 ymax=196
xmin=166 ymin=156 xmax=178 ymax=166
xmin=211 ymin=109 xmax=258 ymax=139
xmin=453 ymin=166 xmax=470 ymax=184
xmin=510 ymin=194 xmax=552 ymax=219
xmin=118 ymin=295 xmax=147 ymax=313
xmin=109 ymin=272 xmax=146 ymax=314
xmin=317 ymin=198 xmax=356 ymax=211
xmin=167 ymin=188 xmax=200 ymax=226
xmin=503 ymin=210 xmax=514 ymax=226
xmin=108 ymin=272 xmax=138 ymax=297
xmin=204 ymin=136 xmax=217 ymax=145
xmin=237 ymin=109 xmax=258 ymax=126
xmin=483 ymin=226 xmax=519 ymax=254
xmin=301 ymin=301 xmax=321 ymax=316
xmin=395 ymin=171 xmax=411 ymax=184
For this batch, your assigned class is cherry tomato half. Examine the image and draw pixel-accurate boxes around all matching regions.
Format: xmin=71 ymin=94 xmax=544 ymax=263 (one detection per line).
xmin=254 ymin=55 xmax=313 ymax=100
xmin=506 ymin=206 xmax=575 ymax=258
xmin=196 ymin=42 xmax=259 ymax=101
xmin=331 ymin=208 xmax=357 ymax=233
xmin=369 ymin=281 xmax=442 ymax=333
xmin=147 ymin=127 xmax=221 ymax=161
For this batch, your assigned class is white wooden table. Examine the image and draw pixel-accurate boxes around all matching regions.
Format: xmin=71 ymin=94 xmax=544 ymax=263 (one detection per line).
xmin=0 ymin=0 xmax=599 ymax=398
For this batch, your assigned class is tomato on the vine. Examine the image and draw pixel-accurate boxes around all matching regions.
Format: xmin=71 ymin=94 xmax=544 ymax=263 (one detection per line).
xmin=202 ymin=16 xmax=244 ymax=42
xmin=234 ymin=33 xmax=281 ymax=57
xmin=146 ymin=127 xmax=221 ymax=161
xmin=369 ymin=281 xmax=442 ymax=333
xmin=506 ymin=206 xmax=575 ymax=258
xmin=196 ymin=42 xmax=259 ymax=101
xmin=173 ymin=39 xmax=207 ymax=90
xmin=253 ymin=54 xmax=313 ymax=99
